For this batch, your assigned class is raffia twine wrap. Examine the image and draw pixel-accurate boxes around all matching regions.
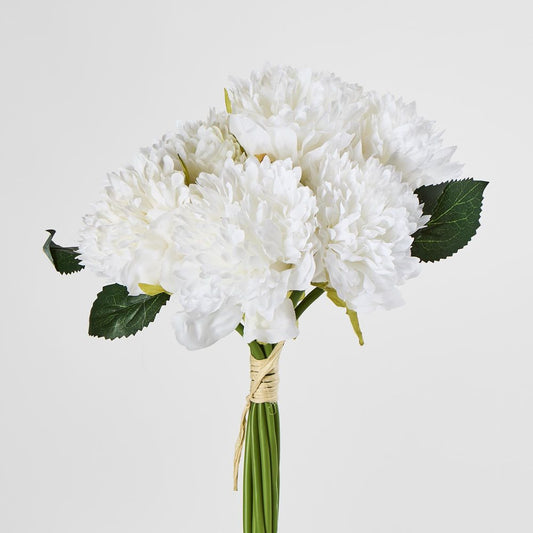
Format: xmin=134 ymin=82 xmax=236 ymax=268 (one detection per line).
xmin=233 ymin=340 xmax=285 ymax=491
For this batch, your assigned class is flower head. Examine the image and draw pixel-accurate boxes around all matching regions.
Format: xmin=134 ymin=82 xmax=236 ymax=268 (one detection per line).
xmin=78 ymin=148 xmax=189 ymax=295
xmin=168 ymin=156 xmax=318 ymax=349
xmin=143 ymin=110 xmax=244 ymax=186
xmin=228 ymin=65 xmax=366 ymax=170
xmin=304 ymin=152 xmax=427 ymax=312
xmin=356 ymin=92 xmax=462 ymax=188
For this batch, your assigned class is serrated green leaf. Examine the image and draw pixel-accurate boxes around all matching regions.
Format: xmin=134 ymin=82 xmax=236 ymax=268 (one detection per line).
xmin=325 ymin=288 xmax=364 ymax=346
xmin=412 ymin=179 xmax=488 ymax=262
xmin=89 ymin=284 xmax=170 ymax=340
xmin=414 ymin=181 xmax=449 ymax=216
xmin=43 ymin=229 xmax=84 ymax=274
xmin=224 ymin=88 xmax=232 ymax=113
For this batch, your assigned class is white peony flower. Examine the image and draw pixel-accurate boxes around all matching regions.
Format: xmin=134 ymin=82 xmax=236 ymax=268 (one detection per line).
xmin=168 ymin=156 xmax=318 ymax=349
xmin=79 ymin=111 xmax=241 ymax=296
xmin=228 ymin=66 xmax=461 ymax=190
xmin=149 ymin=109 xmax=244 ymax=183
xmin=228 ymin=65 xmax=366 ymax=170
xmin=356 ymin=92 xmax=462 ymax=189
xmin=78 ymin=148 xmax=189 ymax=295
xmin=304 ymin=152 xmax=427 ymax=312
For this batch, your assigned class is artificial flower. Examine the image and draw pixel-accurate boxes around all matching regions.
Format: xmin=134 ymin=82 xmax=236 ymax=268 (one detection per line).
xmin=228 ymin=65 xmax=366 ymax=171
xmin=159 ymin=109 xmax=245 ymax=183
xmin=304 ymin=152 xmax=427 ymax=311
xmin=356 ymin=92 xmax=462 ymax=188
xmin=78 ymin=150 xmax=189 ymax=295
xmin=168 ymin=156 xmax=317 ymax=348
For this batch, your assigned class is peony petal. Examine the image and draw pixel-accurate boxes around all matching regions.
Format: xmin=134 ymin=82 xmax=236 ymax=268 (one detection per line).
xmin=243 ymin=298 xmax=298 ymax=344
xmin=229 ymin=114 xmax=274 ymax=156
xmin=172 ymin=304 xmax=242 ymax=350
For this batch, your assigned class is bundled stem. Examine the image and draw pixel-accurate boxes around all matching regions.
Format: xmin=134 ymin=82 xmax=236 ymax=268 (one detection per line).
xmin=241 ymin=339 xmax=280 ymax=533
xmin=244 ymin=399 xmax=280 ymax=532
xmin=237 ymin=288 xmax=324 ymax=533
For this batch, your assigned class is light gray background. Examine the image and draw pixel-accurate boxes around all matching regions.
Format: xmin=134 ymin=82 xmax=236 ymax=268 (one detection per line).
xmin=1 ymin=0 xmax=531 ymax=531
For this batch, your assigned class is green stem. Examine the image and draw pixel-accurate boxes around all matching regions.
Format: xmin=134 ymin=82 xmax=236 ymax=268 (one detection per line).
xmin=258 ymin=405 xmax=272 ymax=533
xmin=274 ymin=404 xmax=280 ymax=460
xmin=244 ymin=401 xmax=281 ymax=533
xmin=250 ymin=404 xmax=266 ymax=533
xmin=295 ymin=287 xmax=325 ymax=319
xmin=239 ymin=328 xmax=285 ymax=532
xmin=236 ymin=323 xmax=266 ymax=358
xmin=262 ymin=343 xmax=273 ymax=357
xmin=243 ymin=403 xmax=254 ymax=533
xmin=265 ymin=404 xmax=279 ymax=533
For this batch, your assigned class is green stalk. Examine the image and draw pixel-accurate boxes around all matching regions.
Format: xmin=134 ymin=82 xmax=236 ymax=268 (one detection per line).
xmin=243 ymin=338 xmax=279 ymax=533
xmin=243 ymin=403 xmax=254 ymax=533
xmin=258 ymin=404 xmax=272 ymax=533
xmin=244 ymin=399 xmax=280 ymax=532
xmin=274 ymin=404 xmax=280 ymax=459
xmin=295 ymin=287 xmax=324 ymax=319
xmin=236 ymin=323 xmax=266 ymax=358
xmin=265 ymin=404 xmax=279 ymax=533
xmin=240 ymin=287 xmax=323 ymax=533
xmin=251 ymin=404 xmax=266 ymax=533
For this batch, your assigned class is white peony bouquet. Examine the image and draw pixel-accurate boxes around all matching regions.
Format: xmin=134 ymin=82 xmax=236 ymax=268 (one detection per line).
xmin=44 ymin=65 xmax=487 ymax=533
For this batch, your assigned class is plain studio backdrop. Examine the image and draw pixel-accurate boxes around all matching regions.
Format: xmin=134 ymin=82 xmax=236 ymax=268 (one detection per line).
xmin=1 ymin=1 xmax=531 ymax=532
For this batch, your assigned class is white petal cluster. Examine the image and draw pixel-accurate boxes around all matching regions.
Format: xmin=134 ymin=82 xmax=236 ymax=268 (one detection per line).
xmin=228 ymin=65 xmax=366 ymax=169
xmin=79 ymin=65 xmax=461 ymax=349
xmin=79 ymin=111 xmax=242 ymax=297
xmin=78 ymin=149 xmax=189 ymax=295
xmin=169 ymin=110 xmax=245 ymax=182
xmin=357 ymin=92 xmax=462 ymax=189
xmin=304 ymin=153 xmax=427 ymax=311
xmin=168 ymin=157 xmax=317 ymax=349
xmin=144 ymin=109 xmax=244 ymax=184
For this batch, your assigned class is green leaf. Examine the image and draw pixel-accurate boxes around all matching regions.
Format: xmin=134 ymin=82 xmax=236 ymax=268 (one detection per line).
xmin=412 ymin=179 xmax=488 ymax=262
xmin=89 ymin=284 xmax=170 ymax=340
xmin=414 ymin=182 xmax=448 ymax=216
xmin=325 ymin=288 xmax=364 ymax=346
xmin=43 ymin=229 xmax=84 ymax=274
